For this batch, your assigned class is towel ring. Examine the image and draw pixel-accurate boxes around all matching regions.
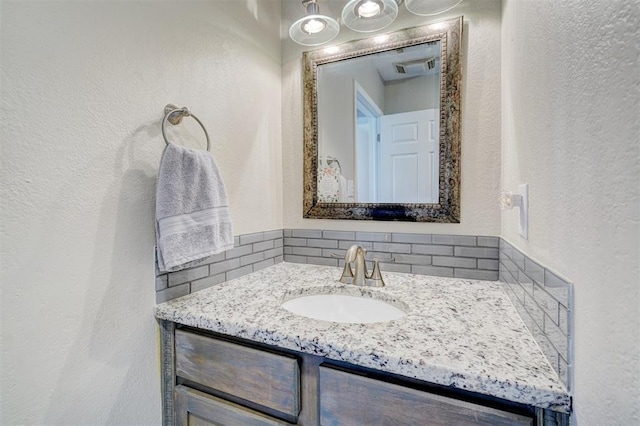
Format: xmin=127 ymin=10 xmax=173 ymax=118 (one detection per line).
xmin=162 ymin=104 xmax=211 ymax=151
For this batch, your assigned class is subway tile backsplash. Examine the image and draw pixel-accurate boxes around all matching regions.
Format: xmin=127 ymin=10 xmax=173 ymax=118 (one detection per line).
xmin=499 ymin=239 xmax=573 ymax=390
xmin=154 ymin=228 xmax=573 ymax=391
xmin=155 ymin=229 xmax=284 ymax=303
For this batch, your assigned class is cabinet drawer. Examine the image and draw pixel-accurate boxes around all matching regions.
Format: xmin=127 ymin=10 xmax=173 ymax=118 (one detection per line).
xmin=175 ymin=330 xmax=300 ymax=418
xmin=175 ymin=385 xmax=292 ymax=426
xmin=319 ymin=366 xmax=534 ymax=426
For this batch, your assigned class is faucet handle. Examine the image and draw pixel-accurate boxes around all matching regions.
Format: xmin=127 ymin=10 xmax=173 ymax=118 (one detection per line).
xmin=367 ymin=259 xmax=386 ymax=287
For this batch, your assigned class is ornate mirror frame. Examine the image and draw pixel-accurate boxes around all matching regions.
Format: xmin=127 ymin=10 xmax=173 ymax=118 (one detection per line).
xmin=302 ymin=17 xmax=462 ymax=222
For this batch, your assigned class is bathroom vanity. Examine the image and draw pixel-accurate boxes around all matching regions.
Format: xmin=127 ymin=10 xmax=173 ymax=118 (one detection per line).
xmin=155 ymin=263 xmax=570 ymax=425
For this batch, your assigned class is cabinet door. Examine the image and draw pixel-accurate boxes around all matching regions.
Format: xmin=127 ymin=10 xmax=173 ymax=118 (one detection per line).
xmin=175 ymin=385 xmax=292 ymax=426
xmin=319 ymin=366 xmax=534 ymax=426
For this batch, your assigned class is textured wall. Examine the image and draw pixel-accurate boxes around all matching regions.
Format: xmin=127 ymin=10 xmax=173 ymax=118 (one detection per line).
xmin=501 ymin=0 xmax=639 ymax=423
xmin=0 ymin=1 xmax=281 ymax=424
xmin=282 ymin=0 xmax=502 ymax=235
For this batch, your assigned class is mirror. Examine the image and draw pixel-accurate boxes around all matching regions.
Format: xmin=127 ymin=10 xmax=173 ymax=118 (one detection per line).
xmin=303 ymin=17 xmax=462 ymax=222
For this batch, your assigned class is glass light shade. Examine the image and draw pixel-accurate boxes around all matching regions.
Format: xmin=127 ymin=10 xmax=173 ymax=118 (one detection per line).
xmin=405 ymin=0 xmax=463 ymax=16
xmin=342 ymin=0 xmax=398 ymax=33
xmin=289 ymin=14 xmax=340 ymax=46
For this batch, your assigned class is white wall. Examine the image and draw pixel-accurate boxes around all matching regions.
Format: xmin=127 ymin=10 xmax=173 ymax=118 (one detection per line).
xmin=384 ymin=73 xmax=440 ymax=114
xmin=283 ymin=0 xmax=502 ymax=235
xmin=501 ymin=0 xmax=639 ymax=424
xmin=0 ymin=1 xmax=282 ymax=424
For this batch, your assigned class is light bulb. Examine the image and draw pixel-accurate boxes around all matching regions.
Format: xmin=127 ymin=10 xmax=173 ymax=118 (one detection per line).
xmin=356 ymin=0 xmax=382 ymax=18
xmin=302 ymin=17 xmax=327 ymax=34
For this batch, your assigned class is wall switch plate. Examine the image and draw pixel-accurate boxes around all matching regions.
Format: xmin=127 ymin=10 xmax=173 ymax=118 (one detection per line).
xmin=518 ymin=183 xmax=529 ymax=239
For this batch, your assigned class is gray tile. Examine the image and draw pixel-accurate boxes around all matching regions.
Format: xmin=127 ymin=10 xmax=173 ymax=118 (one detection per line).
xmin=200 ymin=252 xmax=226 ymax=264
xmin=226 ymin=265 xmax=253 ymax=281
xmin=306 ymin=257 xmax=338 ymax=267
xmin=168 ymin=265 xmax=208 ymax=287
xmin=240 ymin=252 xmax=264 ymax=266
xmin=253 ymin=258 xmax=275 ymax=272
xmin=432 ymin=234 xmax=477 ymax=246
xmin=512 ymin=300 xmax=536 ymax=333
xmin=233 ymin=236 xmax=240 ymax=247
xmin=544 ymin=313 xmax=569 ymax=363
xmin=524 ymin=257 xmax=545 ymax=284
xmin=284 ymin=255 xmax=306 ymax=264
xmin=478 ymin=259 xmax=499 ymax=271
xmin=284 ymin=246 xmax=293 ymax=255
xmin=511 ymin=247 xmax=526 ymax=270
xmin=323 ymin=230 xmax=355 ymax=240
xmin=507 ymin=279 xmax=526 ymax=304
xmin=544 ymin=269 xmax=571 ymax=307
xmin=263 ymin=247 xmax=283 ymax=260
xmin=323 ymin=248 xmax=345 ymax=259
xmin=373 ymin=242 xmax=412 ymax=254
xmin=517 ymin=270 xmax=535 ymax=296
xmin=558 ymin=358 xmax=570 ymax=388
xmin=394 ymin=254 xmax=432 ymax=266
xmin=239 ymin=232 xmax=264 ymax=245
xmin=338 ymin=240 xmax=373 ymax=250
xmin=391 ymin=233 xmax=432 ymax=244
xmin=534 ymin=284 xmax=559 ymax=323
xmin=411 ymin=265 xmax=454 ymax=278
xmin=191 ymin=273 xmax=225 ymax=292
xmin=156 ymin=283 xmax=190 ymax=304
xmin=263 ymin=229 xmax=283 ymax=240
xmin=307 ymin=238 xmax=338 ymax=249
xmin=379 ymin=263 xmax=411 ymax=273
xmin=523 ymin=293 xmax=544 ymax=329
xmin=477 ymin=236 xmax=500 ymax=248
xmin=559 ymin=305 xmax=569 ymax=335
xmin=210 ymin=258 xmax=241 ymax=275
xmin=292 ymin=229 xmax=323 ymax=238
xmin=531 ymin=326 xmax=559 ymax=376
xmin=355 ymin=232 xmax=392 ymax=242
xmin=500 ymin=256 xmax=519 ymax=274
xmin=275 ymin=255 xmax=284 ymax=264
xmin=291 ymin=247 xmax=323 ymax=257
xmin=454 ymin=247 xmax=499 ymax=259
xmin=225 ymin=245 xmax=253 ymax=260
xmin=283 ymin=229 xmax=292 ymax=237
xmin=412 ymin=244 xmax=454 ymax=256
xmin=284 ymin=237 xmax=307 ymax=247
xmin=433 ymin=256 xmax=476 ymax=268
xmin=274 ymin=238 xmax=284 ymax=248
xmin=454 ymin=269 xmax=498 ymax=281
xmin=500 ymin=239 xmax=514 ymax=260
xmin=155 ymin=275 xmax=168 ymax=291
xmin=367 ymin=251 xmax=394 ymax=260
xmin=253 ymin=240 xmax=274 ymax=252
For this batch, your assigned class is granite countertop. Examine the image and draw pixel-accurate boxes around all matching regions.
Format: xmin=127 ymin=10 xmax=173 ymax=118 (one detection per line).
xmin=155 ymin=262 xmax=570 ymax=413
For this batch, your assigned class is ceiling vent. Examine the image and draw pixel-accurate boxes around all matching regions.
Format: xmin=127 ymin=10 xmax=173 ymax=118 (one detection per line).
xmin=394 ymin=57 xmax=436 ymax=75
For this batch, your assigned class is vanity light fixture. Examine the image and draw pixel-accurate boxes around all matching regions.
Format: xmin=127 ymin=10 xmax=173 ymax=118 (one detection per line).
xmin=405 ymin=0 xmax=463 ymax=16
xmin=342 ymin=0 xmax=400 ymax=33
xmin=289 ymin=0 xmax=340 ymax=46
xmin=500 ymin=184 xmax=529 ymax=239
xmin=289 ymin=0 xmax=464 ymax=46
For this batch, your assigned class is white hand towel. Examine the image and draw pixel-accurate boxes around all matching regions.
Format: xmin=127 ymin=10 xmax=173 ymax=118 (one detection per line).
xmin=156 ymin=143 xmax=233 ymax=272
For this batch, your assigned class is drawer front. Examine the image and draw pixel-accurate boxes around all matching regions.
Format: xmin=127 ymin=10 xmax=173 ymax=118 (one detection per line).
xmin=319 ymin=366 xmax=534 ymax=426
xmin=175 ymin=330 xmax=300 ymax=418
xmin=175 ymin=385 xmax=291 ymax=426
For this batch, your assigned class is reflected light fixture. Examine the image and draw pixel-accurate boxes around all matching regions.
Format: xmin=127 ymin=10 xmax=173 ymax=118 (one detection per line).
xmin=289 ymin=0 xmax=340 ymax=46
xmin=289 ymin=0 xmax=464 ymax=46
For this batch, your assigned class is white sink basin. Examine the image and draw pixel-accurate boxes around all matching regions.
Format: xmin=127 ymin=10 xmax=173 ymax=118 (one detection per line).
xmin=281 ymin=292 xmax=407 ymax=324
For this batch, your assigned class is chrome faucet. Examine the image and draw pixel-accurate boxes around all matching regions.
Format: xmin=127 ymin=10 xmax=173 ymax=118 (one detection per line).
xmin=338 ymin=245 xmax=387 ymax=287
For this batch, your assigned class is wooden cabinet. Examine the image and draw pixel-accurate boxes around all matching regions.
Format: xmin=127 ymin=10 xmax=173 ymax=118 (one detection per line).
xmin=162 ymin=324 xmax=550 ymax=426
xmin=319 ymin=366 xmax=533 ymax=426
